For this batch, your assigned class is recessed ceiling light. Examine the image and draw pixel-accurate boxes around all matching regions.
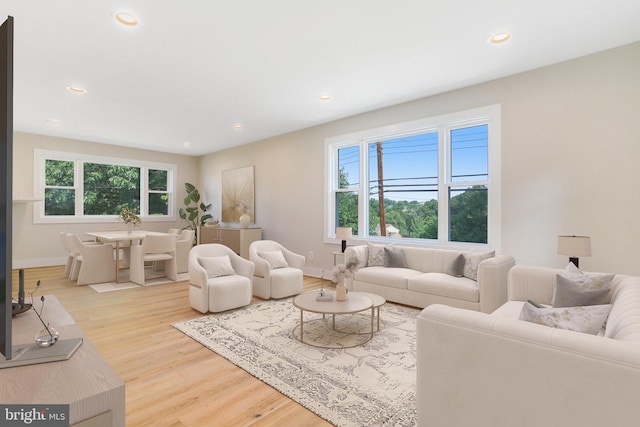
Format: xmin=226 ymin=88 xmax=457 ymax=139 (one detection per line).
xmin=114 ymin=11 xmax=138 ymax=27
xmin=46 ymin=119 xmax=61 ymax=126
xmin=489 ymin=32 xmax=511 ymax=44
xmin=66 ymin=85 xmax=87 ymax=94
xmin=319 ymin=94 xmax=332 ymax=101
xmin=233 ymin=123 xmax=243 ymax=129
xmin=183 ymin=141 xmax=192 ymax=148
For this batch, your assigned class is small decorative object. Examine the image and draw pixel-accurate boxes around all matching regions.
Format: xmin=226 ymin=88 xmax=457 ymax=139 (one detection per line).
xmin=336 ymin=281 xmax=348 ymax=301
xmin=239 ymin=199 xmax=250 ymax=228
xmin=316 ymin=288 xmax=333 ymax=302
xmin=118 ymin=205 xmax=141 ymax=232
xmin=30 ymin=280 xmax=59 ymax=348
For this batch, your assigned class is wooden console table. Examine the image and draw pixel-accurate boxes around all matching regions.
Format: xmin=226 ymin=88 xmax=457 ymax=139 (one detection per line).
xmin=199 ymin=225 xmax=261 ymax=258
xmin=0 ymin=295 xmax=125 ymax=427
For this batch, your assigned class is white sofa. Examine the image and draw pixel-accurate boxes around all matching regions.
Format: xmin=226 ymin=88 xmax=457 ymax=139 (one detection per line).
xmin=343 ymin=244 xmax=515 ymax=313
xmin=417 ymin=264 xmax=640 ymax=427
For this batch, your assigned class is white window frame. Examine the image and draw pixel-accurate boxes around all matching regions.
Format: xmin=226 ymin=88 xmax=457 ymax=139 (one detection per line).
xmin=34 ymin=149 xmax=177 ymax=224
xmin=324 ymin=105 xmax=501 ymax=252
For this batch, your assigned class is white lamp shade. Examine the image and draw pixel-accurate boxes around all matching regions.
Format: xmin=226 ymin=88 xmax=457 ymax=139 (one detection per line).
xmin=557 ymin=235 xmax=591 ymax=257
xmin=335 ymin=227 xmax=353 ymax=240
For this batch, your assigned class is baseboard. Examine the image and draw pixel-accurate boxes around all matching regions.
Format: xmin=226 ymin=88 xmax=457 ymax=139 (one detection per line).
xmin=13 ymin=257 xmax=67 ymax=269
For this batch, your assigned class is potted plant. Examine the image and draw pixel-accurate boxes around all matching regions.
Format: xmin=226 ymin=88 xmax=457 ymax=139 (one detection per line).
xmin=179 ymin=183 xmax=213 ymax=243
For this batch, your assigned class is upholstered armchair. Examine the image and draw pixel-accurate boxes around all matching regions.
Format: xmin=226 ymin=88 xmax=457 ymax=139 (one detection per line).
xmin=189 ymin=244 xmax=253 ymax=313
xmin=249 ymin=240 xmax=305 ymax=300
xmin=65 ymin=233 xmax=116 ymax=285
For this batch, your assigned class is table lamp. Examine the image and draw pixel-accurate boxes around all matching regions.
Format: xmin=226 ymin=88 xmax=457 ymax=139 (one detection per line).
xmin=335 ymin=227 xmax=352 ymax=253
xmin=557 ymin=235 xmax=591 ymax=268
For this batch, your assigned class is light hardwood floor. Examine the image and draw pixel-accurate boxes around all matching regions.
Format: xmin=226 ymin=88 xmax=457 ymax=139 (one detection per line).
xmin=11 ymin=266 xmax=335 ymax=427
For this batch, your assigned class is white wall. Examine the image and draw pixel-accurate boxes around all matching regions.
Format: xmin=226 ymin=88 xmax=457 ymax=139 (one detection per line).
xmin=12 ymin=132 xmax=199 ymax=268
xmin=199 ymin=42 xmax=640 ymax=275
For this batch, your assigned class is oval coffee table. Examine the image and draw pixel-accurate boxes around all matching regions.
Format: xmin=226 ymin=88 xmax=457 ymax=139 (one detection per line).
xmin=292 ymin=290 xmax=374 ymax=348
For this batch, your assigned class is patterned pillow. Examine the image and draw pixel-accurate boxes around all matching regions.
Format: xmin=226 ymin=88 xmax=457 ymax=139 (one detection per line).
xmin=519 ymin=302 xmax=612 ymax=335
xmin=367 ymin=242 xmax=392 ymax=267
xmin=463 ymin=251 xmax=495 ymax=281
xmin=558 ymin=262 xmax=615 ymax=290
xmin=199 ymin=255 xmax=235 ymax=278
xmin=258 ymin=250 xmax=289 ymax=269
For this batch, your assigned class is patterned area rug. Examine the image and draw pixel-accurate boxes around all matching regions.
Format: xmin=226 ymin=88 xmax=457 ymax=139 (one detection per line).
xmin=172 ymin=297 xmax=419 ymax=427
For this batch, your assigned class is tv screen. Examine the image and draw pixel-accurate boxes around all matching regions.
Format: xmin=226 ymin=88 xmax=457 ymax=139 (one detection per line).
xmin=1 ymin=15 xmax=14 ymax=361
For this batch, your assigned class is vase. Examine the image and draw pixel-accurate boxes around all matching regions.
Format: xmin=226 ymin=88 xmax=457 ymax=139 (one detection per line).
xmin=239 ymin=213 xmax=250 ymax=228
xmin=126 ymin=222 xmax=134 ymax=233
xmin=336 ymin=280 xmax=347 ymax=301
xmin=35 ymin=327 xmax=59 ymax=348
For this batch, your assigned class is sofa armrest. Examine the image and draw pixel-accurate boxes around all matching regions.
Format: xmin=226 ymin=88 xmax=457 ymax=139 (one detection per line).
xmin=477 ymin=254 xmax=515 ymax=313
xmin=417 ymin=304 xmax=640 ymax=427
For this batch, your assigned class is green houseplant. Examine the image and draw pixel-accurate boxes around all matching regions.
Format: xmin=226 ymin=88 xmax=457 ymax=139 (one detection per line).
xmin=179 ymin=183 xmax=213 ymax=242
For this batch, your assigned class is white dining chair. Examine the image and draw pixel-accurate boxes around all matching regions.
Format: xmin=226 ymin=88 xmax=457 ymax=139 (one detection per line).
xmin=129 ymin=234 xmax=177 ymax=285
xmin=175 ymin=229 xmax=195 ymax=274
xmin=65 ymin=233 xmax=117 ymax=285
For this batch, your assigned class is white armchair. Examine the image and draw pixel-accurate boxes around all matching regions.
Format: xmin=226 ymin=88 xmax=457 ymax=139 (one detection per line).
xmin=65 ymin=233 xmax=116 ymax=285
xmin=249 ymin=240 xmax=304 ymax=299
xmin=130 ymin=234 xmax=177 ymax=285
xmin=189 ymin=244 xmax=253 ymax=313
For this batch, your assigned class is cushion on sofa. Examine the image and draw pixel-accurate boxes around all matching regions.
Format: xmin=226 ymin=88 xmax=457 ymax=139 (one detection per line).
xmin=463 ymin=250 xmax=495 ymax=281
xmin=354 ymin=266 xmax=421 ymax=290
xmin=384 ymin=246 xmax=407 ymax=268
xmin=367 ymin=242 xmax=392 ymax=266
xmin=519 ymin=301 xmax=612 ymax=335
xmin=403 ymin=247 xmax=466 ymax=276
xmin=408 ymin=273 xmax=479 ymax=302
xmin=559 ymin=262 xmax=615 ymax=290
xmin=552 ymin=275 xmax=610 ymax=307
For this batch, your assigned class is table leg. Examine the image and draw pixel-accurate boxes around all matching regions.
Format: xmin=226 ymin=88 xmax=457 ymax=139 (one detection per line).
xmin=114 ymin=241 xmax=121 ymax=283
xmin=376 ymin=306 xmax=381 ymax=332
xmin=299 ymin=309 xmax=304 ymax=343
xmin=371 ymin=307 xmax=374 ymax=339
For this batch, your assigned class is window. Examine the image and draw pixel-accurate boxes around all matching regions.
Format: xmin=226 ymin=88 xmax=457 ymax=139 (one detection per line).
xmin=35 ymin=150 xmax=176 ymax=223
xmin=325 ymin=105 xmax=501 ymax=248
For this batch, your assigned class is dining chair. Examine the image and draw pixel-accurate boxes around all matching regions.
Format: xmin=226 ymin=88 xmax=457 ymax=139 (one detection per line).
xmin=129 ymin=234 xmax=177 ymax=285
xmin=175 ymin=229 xmax=195 ymax=274
xmin=65 ymin=233 xmax=117 ymax=285
xmin=249 ymin=240 xmax=305 ymax=299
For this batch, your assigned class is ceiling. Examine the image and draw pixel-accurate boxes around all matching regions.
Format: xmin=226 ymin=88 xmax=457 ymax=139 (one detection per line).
xmin=3 ymin=1 xmax=640 ymax=156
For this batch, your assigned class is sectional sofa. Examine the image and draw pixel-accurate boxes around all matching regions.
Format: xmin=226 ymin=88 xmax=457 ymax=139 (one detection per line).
xmin=343 ymin=243 xmax=515 ymax=313
xmin=417 ymin=264 xmax=640 ymax=427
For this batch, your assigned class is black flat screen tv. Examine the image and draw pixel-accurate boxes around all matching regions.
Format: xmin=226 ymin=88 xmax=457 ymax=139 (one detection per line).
xmin=1 ymin=15 xmax=14 ymax=362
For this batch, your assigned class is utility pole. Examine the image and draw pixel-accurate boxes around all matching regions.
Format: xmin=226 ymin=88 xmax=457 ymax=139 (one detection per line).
xmin=376 ymin=141 xmax=386 ymax=236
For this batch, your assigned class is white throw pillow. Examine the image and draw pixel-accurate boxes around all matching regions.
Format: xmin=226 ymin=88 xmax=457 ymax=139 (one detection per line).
xmin=367 ymin=242 xmax=392 ymax=267
xmin=463 ymin=250 xmax=495 ymax=281
xmin=259 ymin=250 xmax=289 ymax=269
xmin=519 ymin=302 xmax=612 ymax=335
xmin=199 ymin=255 xmax=236 ymax=278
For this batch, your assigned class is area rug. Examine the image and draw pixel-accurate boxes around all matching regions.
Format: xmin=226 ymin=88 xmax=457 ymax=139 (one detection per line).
xmin=89 ymin=270 xmax=189 ymax=293
xmin=172 ymin=297 xmax=420 ymax=427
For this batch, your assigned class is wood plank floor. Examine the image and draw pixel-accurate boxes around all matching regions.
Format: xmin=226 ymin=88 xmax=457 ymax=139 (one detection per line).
xmin=11 ymin=266 xmax=335 ymax=427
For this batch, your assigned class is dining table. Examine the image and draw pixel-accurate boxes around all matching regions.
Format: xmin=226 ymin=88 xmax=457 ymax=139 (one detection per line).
xmin=84 ymin=230 xmax=173 ymax=283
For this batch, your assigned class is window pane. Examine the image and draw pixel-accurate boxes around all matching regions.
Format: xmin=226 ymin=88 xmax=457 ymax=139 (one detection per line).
xmin=148 ymin=193 xmax=169 ymax=216
xmin=368 ymin=132 xmax=438 ymax=239
xmin=45 ymin=159 xmax=74 ymax=186
xmin=44 ymin=188 xmax=75 ymax=216
xmin=336 ymin=192 xmax=358 ymax=235
xmin=83 ymin=163 xmax=140 ymax=215
xmin=449 ymin=185 xmax=487 ymax=243
xmin=451 ymin=124 xmax=488 ymax=182
xmin=338 ymin=146 xmax=359 ymax=189
xmin=149 ymin=169 xmax=168 ymax=191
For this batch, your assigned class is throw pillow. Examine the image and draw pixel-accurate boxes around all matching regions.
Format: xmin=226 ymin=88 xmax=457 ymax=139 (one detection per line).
xmin=552 ymin=274 xmax=611 ymax=307
xmin=384 ymin=246 xmax=407 ymax=268
xmin=367 ymin=242 xmax=391 ymax=267
xmin=199 ymin=255 xmax=235 ymax=278
xmin=559 ymin=262 xmax=615 ymax=290
xmin=463 ymin=250 xmax=495 ymax=281
xmin=445 ymin=253 xmax=466 ymax=277
xmin=519 ymin=302 xmax=612 ymax=335
xmin=258 ymin=250 xmax=289 ymax=269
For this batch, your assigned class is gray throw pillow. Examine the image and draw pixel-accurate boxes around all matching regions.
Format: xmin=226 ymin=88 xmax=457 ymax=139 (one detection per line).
xmin=384 ymin=246 xmax=407 ymax=268
xmin=446 ymin=254 xmax=465 ymax=277
xmin=552 ymin=274 xmax=610 ymax=307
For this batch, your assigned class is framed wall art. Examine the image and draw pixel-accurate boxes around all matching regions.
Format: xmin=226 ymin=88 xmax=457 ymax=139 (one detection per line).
xmin=221 ymin=166 xmax=254 ymax=223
